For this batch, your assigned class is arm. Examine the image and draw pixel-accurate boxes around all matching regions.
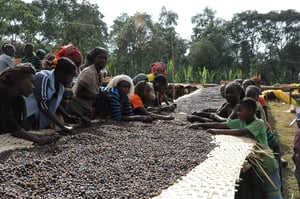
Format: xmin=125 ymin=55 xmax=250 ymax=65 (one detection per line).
xmin=75 ymin=84 xmax=98 ymax=100
xmin=189 ymin=122 xmax=228 ymax=129
xmin=40 ymin=108 xmax=73 ymax=134
xmin=206 ymin=128 xmax=250 ymax=136
xmin=11 ymin=128 xmax=56 ymax=145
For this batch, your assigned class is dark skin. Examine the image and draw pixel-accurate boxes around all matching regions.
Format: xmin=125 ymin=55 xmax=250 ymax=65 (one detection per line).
xmin=133 ymin=84 xmax=174 ymax=120
xmin=76 ymin=53 xmax=109 ymax=100
xmin=9 ymin=74 xmax=57 ymax=145
xmin=189 ymin=104 xmax=255 ymax=137
xmin=39 ymin=71 xmax=76 ymax=134
xmin=190 ymin=84 xmax=241 ymax=122
xmin=117 ymin=81 xmax=154 ymax=122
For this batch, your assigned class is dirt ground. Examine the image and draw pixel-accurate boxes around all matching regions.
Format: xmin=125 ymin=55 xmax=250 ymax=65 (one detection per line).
xmin=0 ymin=86 xmax=225 ymax=198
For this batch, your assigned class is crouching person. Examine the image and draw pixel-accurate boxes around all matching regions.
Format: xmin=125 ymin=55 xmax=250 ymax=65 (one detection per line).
xmin=0 ymin=64 xmax=56 ymax=145
xmin=97 ymin=75 xmax=153 ymax=122
xmin=25 ymin=57 xmax=77 ymax=134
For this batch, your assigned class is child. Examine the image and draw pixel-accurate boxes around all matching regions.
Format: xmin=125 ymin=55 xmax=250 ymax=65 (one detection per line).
xmin=188 ymin=82 xmax=244 ymax=122
xmin=72 ymin=47 xmax=109 ymax=119
xmin=293 ymin=108 xmax=300 ymax=193
xmin=0 ymin=63 xmax=56 ymax=145
xmin=21 ymin=43 xmax=41 ymax=71
xmin=98 ymin=75 xmax=153 ymax=122
xmin=130 ymin=80 xmax=174 ymax=120
xmin=25 ymin=57 xmax=77 ymax=134
xmin=151 ymin=74 xmax=176 ymax=113
xmin=0 ymin=43 xmax=15 ymax=72
xmin=190 ymin=98 xmax=282 ymax=199
xmin=147 ymin=62 xmax=167 ymax=82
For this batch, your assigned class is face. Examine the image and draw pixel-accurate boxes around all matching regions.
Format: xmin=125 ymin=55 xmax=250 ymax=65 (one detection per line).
xmin=117 ymin=81 xmax=131 ymax=97
xmin=237 ymin=105 xmax=252 ymax=121
xmin=94 ymin=53 xmax=108 ymax=70
xmin=225 ymin=85 xmax=240 ymax=104
xmin=6 ymin=47 xmax=16 ymax=57
xmin=25 ymin=46 xmax=34 ymax=57
xmin=154 ymin=68 xmax=164 ymax=76
xmin=58 ymin=72 xmax=75 ymax=86
xmin=18 ymin=74 xmax=35 ymax=97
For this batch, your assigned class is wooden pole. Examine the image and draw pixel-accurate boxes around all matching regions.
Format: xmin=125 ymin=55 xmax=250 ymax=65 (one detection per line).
xmin=171 ymin=31 xmax=175 ymax=100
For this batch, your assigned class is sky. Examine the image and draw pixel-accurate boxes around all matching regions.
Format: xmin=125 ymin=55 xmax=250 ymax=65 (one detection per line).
xmin=92 ymin=0 xmax=299 ymax=40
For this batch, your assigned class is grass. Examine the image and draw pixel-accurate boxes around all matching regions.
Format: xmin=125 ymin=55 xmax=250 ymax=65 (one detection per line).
xmin=268 ymin=101 xmax=299 ymax=199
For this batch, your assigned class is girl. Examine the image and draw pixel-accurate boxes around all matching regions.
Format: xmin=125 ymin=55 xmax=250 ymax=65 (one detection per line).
xmin=99 ymin=75 xmax=153 ymax=122
xmin=130 ymin=80 xmax=174 ymax=120
xmin=188 ymin=82 xmax=244 ymax=122
xmin=72 ymin=47 xmax=109 ymax=119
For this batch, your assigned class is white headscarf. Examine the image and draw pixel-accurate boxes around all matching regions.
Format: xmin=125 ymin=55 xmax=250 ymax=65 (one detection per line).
xmin=106 ymin=74 xmax=134 ymax=97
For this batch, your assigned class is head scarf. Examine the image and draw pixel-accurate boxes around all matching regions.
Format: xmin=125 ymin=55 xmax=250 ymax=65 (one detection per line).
xmin=0 ymin=63 xmax=35 ymax=85
xmin=55 ymin=44 xmax=83 ymax=65
xmin=151 ymin=62 xmax=166 ymax=76
xmin=107 ymin=74 xmax=134 ymax=97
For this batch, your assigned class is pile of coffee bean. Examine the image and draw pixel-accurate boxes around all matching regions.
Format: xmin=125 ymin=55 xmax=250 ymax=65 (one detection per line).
xmin=0 ymin=86 xmax=223 ymax=198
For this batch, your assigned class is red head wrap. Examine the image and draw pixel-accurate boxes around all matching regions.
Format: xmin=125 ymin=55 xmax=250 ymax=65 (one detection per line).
xmin=151 ymin=62 xmax=166 ymax=76
xmin=55 ymin=44 xmax=83 ymax=65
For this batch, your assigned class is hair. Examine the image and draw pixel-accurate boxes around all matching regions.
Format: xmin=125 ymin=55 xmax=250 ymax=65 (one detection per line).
xmin=88 ymin=47 xmax=108 ymax=62
xmin=2 ymin=43 xmax=15 ymax=54
xmin=238 ymin=98 xmax=257 ymax=112
xmin=245 ymin=85 xmax=259 ymax=99
xmin=132 ymin=73 xmax=148 ymax=85
xmin=24 ymin=43 xmax=34 ymax=50
xmin=0 ymin=63 xmax=35 ymax=85
xmin=134 ymin=80 xmax=152 ymax=101
xmin=153 ymin=74 xmax=167 ymax=84
xmin=36 ymin=49 xmax=46 ymax=56
xmin=225 ymin=81 xmax=245 ymax=100
xmin=54 ymin=57 xmax=77 ymax=75
xmin=107 ymin=74 xmax=134 ymax=97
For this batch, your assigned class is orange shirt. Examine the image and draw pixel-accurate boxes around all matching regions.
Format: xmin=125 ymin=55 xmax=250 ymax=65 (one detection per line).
xmin=130 ymin=94 xmax=144 ymax=110
xmin=258 ymin=96 xmax=268 ymax=107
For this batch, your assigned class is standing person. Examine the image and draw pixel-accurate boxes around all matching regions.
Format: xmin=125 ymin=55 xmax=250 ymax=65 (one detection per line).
xmin=72 ymin=47 xmax=108 ymax=119
xmin=25 ymin=57 xmax=77 ymax=134
xmin=189 ymin=98 xmax=283 ymax=199
xmin=293 ymin=108 xmax=300 ymax=193
xmin=0 ymin=63 xmax=56 ymax=145
xmin=0 ymin=43 xmax=16 ymax=72
xmin=22 ymin=43 xmax=41 ymax=71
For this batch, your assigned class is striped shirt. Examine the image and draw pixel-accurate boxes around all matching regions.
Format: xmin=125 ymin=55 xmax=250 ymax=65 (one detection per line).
xmin=100 ymin=87 xmax=134 ymax=121
xmin=22 ymin=55 xmax=41 ymax=71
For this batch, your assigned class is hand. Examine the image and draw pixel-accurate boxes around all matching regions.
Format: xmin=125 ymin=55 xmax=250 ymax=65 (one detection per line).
xmin=206 ymin=129 xmax=216 ymax=134
xmin=188 ymin=124 xmax=201 ymax=129
xmin=62 ymin=125 xmax=74 ymax=134
xmin=44 ymin=131 xmax=59 ymax=136
xmin=141 ymin=115 xmax=154 ymax=123
xmin=36 ymin=136 xmax=57 ymax=146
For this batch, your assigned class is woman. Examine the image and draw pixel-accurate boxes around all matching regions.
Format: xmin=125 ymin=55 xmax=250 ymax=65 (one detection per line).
xmin=0 ymin=63 xmax=56 ymax=145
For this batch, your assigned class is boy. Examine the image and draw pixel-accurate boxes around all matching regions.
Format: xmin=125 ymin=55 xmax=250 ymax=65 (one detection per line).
xmin=293 ymin=108 xmax=300 ymax=193
xmin=22 ymin=43 xmax=41 ymax=71
xmin=190 ymin=98 xmax=282 ymax=199
xmin=25 ymin=57 xmax=77 ymax=134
